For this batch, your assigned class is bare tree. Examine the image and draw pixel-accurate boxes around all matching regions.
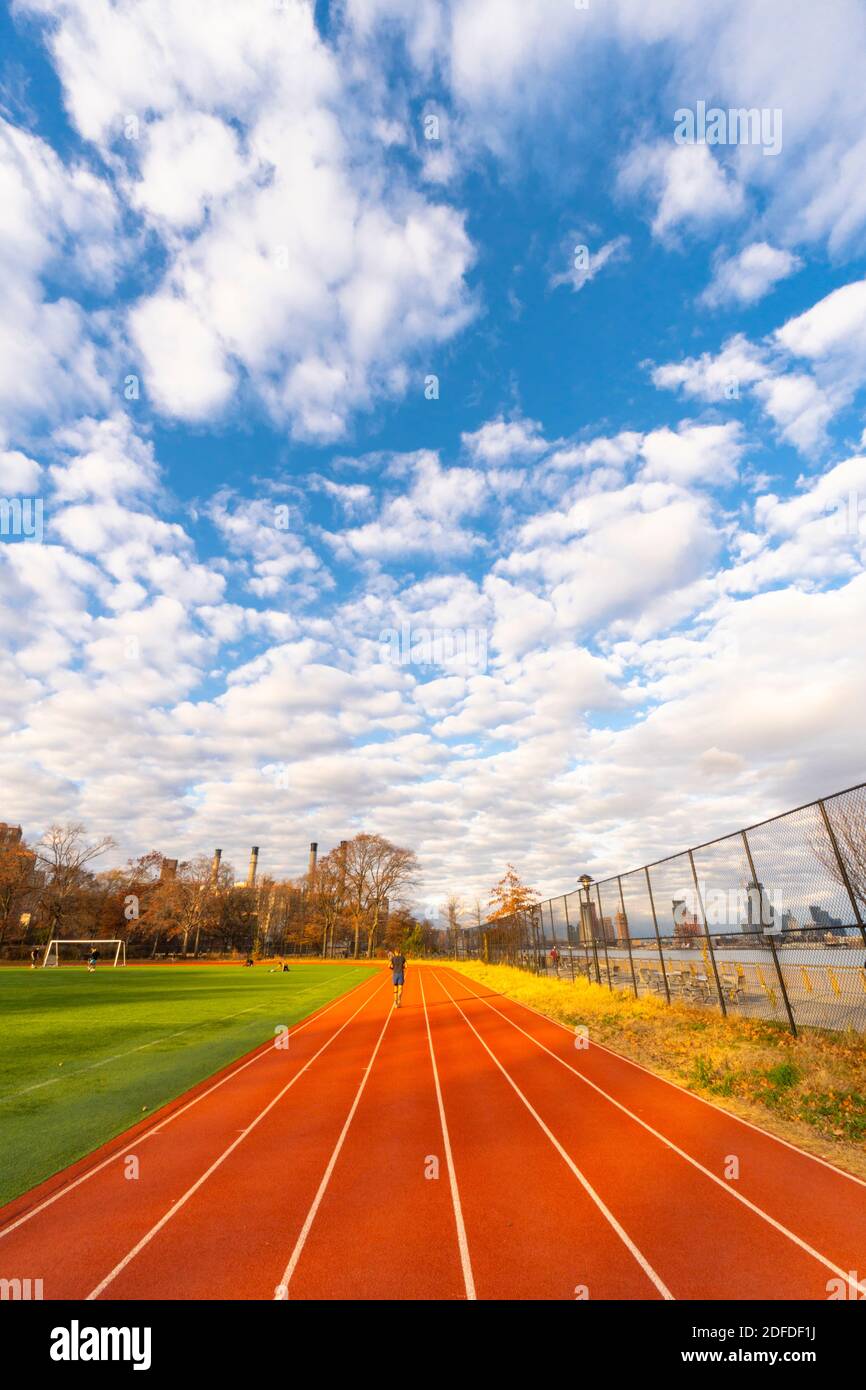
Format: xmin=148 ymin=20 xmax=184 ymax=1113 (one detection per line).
xmin=810 ymin=801 xmax=866 ymax=915
xmin=445 ymin=893 xmax=463 ymax=957
xmin=310 ymin=848 xmax=348 ymax=956
xmin=341 ymin=833 xmax=419 ymax=958
xmin=36 ymin=824 xmax=115 ymax=937
xmin=363 ymin=837 xmax=418 ymax=958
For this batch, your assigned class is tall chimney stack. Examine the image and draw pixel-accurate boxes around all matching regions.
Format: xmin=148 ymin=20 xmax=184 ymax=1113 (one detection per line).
xmin=247 ymin=846 xmax=259 ymax=888
xmin=211 ymin=848 xmax=222 ymax=885
xmin=308 ymin=842 xmax=318 ymax=879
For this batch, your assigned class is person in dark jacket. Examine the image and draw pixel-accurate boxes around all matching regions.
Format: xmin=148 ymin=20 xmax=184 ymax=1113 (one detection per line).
xmin=389 ymin=951 xmax=406 ymax=1008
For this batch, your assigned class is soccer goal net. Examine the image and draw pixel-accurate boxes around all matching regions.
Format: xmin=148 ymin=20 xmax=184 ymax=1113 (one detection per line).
xmin=42 ymin=939 xmax=127 ymax=968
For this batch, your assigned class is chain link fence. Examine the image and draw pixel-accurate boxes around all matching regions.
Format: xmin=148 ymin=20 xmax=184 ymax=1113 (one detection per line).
xmin=456 ymin=783 xmax=866 ymax=1034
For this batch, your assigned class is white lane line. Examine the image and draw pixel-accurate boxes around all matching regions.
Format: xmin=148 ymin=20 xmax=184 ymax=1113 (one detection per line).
xmin=432 ymin=971 xmax=672 ymax=1301
xmin=445 ymin=966 xmax=866 ymax=1193
xmin=445 ymin=968 xmax=866 ymax=1299
xmin=418 ymin=971 xmax=476 ymax=1302
xmin=274 ymin=997 xmax=394 ymax=1300
xmin=0 ymin=970 xmax=379 ymax=1240
xmin=86 ymin=980 xmax=387 ymax=1300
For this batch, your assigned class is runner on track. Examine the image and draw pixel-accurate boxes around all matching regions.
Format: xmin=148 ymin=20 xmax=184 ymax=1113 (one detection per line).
xmin=389 ymin=949 xmax=406 ymax=1008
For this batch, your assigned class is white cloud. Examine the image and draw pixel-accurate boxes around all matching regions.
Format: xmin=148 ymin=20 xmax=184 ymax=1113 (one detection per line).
xmin=550 ymin=235 xmax=630 ymax=293
xmin=207 ymin=492 xmax=325 ymax=600
xmin=326 ymin=451 xmax=487 ymax=560
xmin=775 ymin=278 xmax=866 ymax=363
xmin=639 ymin=421 xmax=744 ymax=487
xmin=129 ymin=293 xmax=237 ymax=423
xmin=130 ymin=112 xmax=249 ymax=229
xmin=461 ymin=415 xmax=547 ymax=465
xmin=651 ymin=334 xmax=768 ymax=401
xmin=618 ymin=141 xmax=745 ymax=242
xmin=499 ymin=479 xmax=722 ymax=639
xmin=0 ymin=449 xmax=41 ymax=493
xmin=14 ymin=0 xmax=476 ymax=441
xmin=702 ymin=242 xmax=801 ymax=308
xmin=753 ymin=374 xmax=839 ymax=454
xmin=546 ymin=432 xmax=643 ymax=474
xmin=654 ymin=278 xmax=866 ymax=453
xmin=48 ymin=416 xmax=159 ymax=503
xmin=0 ymin=120 xmax=119 ymax=428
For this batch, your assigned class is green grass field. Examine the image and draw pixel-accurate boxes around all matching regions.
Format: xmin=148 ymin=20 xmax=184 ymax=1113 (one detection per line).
xmin=0 ymin=962 xmax=376 ymax=1207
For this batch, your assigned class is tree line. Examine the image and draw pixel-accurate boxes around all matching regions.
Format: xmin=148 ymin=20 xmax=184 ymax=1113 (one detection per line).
xmin=0 ymin=822 xmax=444 ymax=960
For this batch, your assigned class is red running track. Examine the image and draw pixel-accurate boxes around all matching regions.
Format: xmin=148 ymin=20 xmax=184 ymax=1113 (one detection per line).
xmin=1 ymin=964 xmax=865 ymax=1301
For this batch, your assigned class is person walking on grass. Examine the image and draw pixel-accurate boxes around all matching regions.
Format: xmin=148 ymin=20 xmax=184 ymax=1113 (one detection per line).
xmin=389 ymin=949 xmax=406 ymax=1008
xmin=87 ymin=948 xmax=99 ymax=974
xmin=30 ymin=946 xmax=40 ymax=970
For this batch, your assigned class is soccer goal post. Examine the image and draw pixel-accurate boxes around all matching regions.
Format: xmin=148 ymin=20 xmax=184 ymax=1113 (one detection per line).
xmin=42 ymin=939 xmax=127 ymax=968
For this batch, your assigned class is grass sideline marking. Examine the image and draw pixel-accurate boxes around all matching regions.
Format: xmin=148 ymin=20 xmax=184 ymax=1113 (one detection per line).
xmin=0 ymin=968 xmax=359 ymax=1103
xmin=0 ymin=1007 xmax=262 ymax=1102
xmin=86 ymin=979 xmax=387 ymax=1299
xmin=419 ymin=972 xmax=476 ymax=1301
xmin=432 ymin=970 xmax=673 ymax=1301
xmin=446 ymin=968 xmax=866 ymax=1299
xmin=0 ymin=969 xmax=378 ymax=1240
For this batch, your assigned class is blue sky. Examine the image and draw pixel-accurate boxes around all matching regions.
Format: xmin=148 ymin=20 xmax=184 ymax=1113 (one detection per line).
xmin=1 ymin=0 xmax=866 ymax=914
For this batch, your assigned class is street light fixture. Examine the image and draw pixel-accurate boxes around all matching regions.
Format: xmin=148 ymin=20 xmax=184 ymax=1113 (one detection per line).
xmin=578 ymin=874 xmax=600 ymax=983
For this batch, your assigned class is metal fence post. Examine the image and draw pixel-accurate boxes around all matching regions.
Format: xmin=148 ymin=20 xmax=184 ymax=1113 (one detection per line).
xmin=532 ymin=906 xmax=543 ymax=974
xmin=767 ymin=931 xmax=797 ymax=1036
xmin=579 ymin=879 xmax=602 ymax=984
xmin=688 ymin=848 xmax=727 ymax=1018
xmin=818 ymin=798 xmax=866 ymax=947
xmin=617 ymin=876 xmax=639 ymax=998
xmin=562 ymin=896 xmax=576 ymax=981
xmin=741 ymin=830 xmax=797 ymax=1035
xmin=594 ymin=883 xmax=614 ymax=990
xmin=644 ymin=866 xmax=671 ymax=1003
xmin=548 ymin=900 xmax=559 ymax=976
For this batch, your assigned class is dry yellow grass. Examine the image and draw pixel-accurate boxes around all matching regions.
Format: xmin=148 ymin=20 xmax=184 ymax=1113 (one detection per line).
xmin=445 ymin=960 xmax=866 ymax=1180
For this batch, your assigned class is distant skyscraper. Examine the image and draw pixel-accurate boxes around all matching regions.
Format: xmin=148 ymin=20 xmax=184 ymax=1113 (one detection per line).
xmin=745 ymin=878 xmax=775 ymax=932
xmin=808 ymin=905 xmax=843 ymax=929
xmin=672 ymin=899 xmax=701 ymax=941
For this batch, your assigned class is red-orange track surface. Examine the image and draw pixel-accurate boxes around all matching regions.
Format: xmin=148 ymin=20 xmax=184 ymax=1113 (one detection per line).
xmin=2 ymin=965 xmax=866 ymax=1301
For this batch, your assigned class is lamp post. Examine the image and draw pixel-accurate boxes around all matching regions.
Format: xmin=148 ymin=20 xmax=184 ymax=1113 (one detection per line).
xmin=578 ymin=874 xmax=601 ymax=984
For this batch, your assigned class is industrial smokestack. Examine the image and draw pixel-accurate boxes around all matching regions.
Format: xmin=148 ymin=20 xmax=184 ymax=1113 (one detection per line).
xmin=247 ymin=846 xmax=259 ymax=888
xmin=211 ymin=848 xmax=222 ymax=885
xmin=308 ymin=842 xmax=318 ymax=879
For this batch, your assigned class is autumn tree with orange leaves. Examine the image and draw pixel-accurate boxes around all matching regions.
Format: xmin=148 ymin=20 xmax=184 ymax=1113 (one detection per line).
xmin=488 ymin=864 xmax=539 ymax=921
